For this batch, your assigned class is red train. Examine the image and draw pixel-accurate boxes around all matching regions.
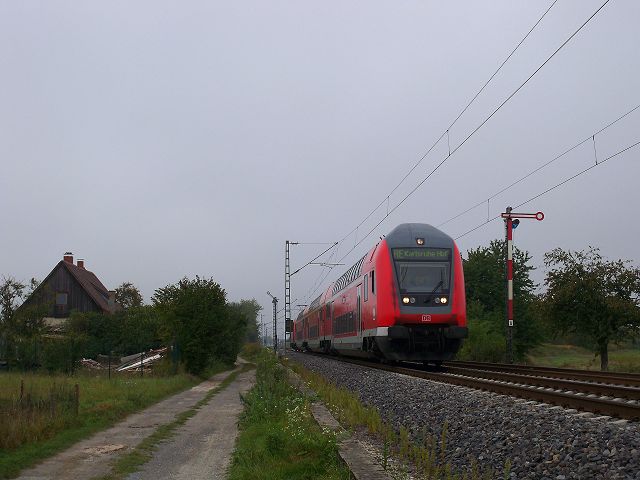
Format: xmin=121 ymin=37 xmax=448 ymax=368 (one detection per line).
xmin=290 ymin=223 xmax=467 ymax=364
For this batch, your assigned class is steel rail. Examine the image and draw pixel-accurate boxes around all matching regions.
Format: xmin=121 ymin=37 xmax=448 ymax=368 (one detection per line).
xmin=444 ymin=366 xmax=640 ymax=401
xmin=445 ymin=360 xmax=640 ymax=387
xmin=309 ymin=355 xmax=640 ymax=421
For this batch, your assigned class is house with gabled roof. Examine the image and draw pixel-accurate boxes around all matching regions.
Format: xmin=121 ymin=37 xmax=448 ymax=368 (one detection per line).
xmin=20 ymin=252 xmax=121 ymax=323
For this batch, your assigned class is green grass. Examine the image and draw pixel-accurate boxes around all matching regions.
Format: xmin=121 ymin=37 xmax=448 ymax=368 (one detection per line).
xmin=0 ymin=366 xmax=229 ymax=479
xmin=103 ymin=364 xmax=254 ymax=480
xmin=239 ymin=342 xmax=262 ymax=363
xmin=287 ymin=358 xmax=503 ymax=480
xmin=227 ymin=351 xmax=350 ymax=480
xmin=526 ymin=343 xmax=640 ymax=372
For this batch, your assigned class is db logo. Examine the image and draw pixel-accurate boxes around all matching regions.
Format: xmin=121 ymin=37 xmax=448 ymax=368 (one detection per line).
xmin=421 ymin=314 xmax=432 ymax=323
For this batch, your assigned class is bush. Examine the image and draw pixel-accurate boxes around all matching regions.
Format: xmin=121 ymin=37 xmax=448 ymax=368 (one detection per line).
xmin=457 ymin=320 xmax=505 ymax=362
xmin=153 ymin=277 xmax=247 ymax=375
xmin=240 ymin=343 xmax=262 ymax=363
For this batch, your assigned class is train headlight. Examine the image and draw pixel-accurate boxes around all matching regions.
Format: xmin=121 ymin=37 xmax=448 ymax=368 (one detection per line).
xmin=434 ymin=297 xmax=441 ymax=304
xmin=410 ymin=297 xmax=416 ymax=304
xmin=440 ymin=297 xmax=448 ymax=304
xmin=416 ymin=238 xmax=425 ymax=245
xmin=402 ymin=296 xmax=410 ymax=304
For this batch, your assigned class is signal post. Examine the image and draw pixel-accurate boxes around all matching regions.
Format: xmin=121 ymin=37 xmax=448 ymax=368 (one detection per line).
xmin=266 ymin=291 xmax=278 ymax=353
xmin=501 ymin=207 xmax=544 ymax=364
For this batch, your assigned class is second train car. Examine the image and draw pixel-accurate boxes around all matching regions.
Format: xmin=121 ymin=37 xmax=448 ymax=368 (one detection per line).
xmin=290 ymin=223 xmax=467 ymax=363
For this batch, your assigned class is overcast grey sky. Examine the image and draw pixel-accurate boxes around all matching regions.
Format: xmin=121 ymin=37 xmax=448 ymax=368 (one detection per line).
xmin=1 ymin=1 xmax=638 ymax=335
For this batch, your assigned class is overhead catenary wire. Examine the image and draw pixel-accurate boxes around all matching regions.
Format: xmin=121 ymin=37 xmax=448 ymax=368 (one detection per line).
xmin=437 ymin=103 xmax=640 ymax=228
xmin=294 ymin=2 xmax=562 ymax=306
xmin=302 ymin=243 xmax=340 ymax=300
xmin=328 ymin=0 xmax=559 ymax=252
xmin=290 ymin=242 xmax=338 ymax=276
xmin=333 ymin=0 xmax=611 ymax=267
xmin=453 ymin=139 xmax=640 ymax=241
xmin=298 ymin=131 xmax=639 ymax=309
xmin=295 ymin=0 xmax=612 ymax=307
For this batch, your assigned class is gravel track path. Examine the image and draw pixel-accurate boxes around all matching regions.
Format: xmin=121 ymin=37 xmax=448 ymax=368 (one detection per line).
xmin=289 ymin=352 xmax=640 ymax=480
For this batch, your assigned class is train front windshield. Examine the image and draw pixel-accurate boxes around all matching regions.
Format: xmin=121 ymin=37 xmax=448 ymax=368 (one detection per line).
xmin=392 ymin=248 xmax=451 ymax=293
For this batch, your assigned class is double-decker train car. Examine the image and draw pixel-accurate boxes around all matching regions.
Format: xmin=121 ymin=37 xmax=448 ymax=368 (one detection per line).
xmin=290 ymin=223 xmax=467 ymax=363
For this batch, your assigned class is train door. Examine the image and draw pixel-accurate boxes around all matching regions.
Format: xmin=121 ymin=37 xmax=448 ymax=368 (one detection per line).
xmin=328 ymin=302 xmax=333 ymax=351
xmin=303 ymin=318 xmax=308 ymax=347
xmin=322 ymin=305 xmax=328 ymax=347
xmin=356 ymin=284 xmax=362 ymax=348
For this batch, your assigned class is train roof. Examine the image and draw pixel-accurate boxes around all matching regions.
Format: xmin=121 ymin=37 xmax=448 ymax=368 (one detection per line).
xmin=293 ymin=224 xmax=454 ymax=324
xmin=385 ymin=223 xmax=454 ymax=249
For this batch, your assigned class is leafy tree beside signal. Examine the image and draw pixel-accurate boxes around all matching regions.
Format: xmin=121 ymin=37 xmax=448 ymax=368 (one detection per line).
xmin=543 ymin=247 xmax=640 ymax=371
xmin=462 ymin=240 xmax=542 ymax=361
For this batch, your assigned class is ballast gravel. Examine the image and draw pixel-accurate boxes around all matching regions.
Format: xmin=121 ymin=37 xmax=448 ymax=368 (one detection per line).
xmin=288 ymin=352 xmax=640 ymax=480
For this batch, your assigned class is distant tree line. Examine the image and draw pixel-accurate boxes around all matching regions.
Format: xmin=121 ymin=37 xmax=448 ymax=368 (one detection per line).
xmin=460 ymin=240 xmax=640 ymax=371
xmin=0 ymin=276 xmax=261 ymax=376
xmin=3 ymin=243 xmax=638 ymax=373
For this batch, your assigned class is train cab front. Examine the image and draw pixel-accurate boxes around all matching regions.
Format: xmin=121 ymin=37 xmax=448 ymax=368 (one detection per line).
xmin=375 ymin=224 xmax=468 ymax=363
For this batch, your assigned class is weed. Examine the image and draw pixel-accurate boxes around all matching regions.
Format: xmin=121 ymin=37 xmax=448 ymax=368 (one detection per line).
xmin=288 ymin=359 xmax=505 ymax=480
xmin=503 ymin=458 xmax=512 ymax=480
xmin=227 ymin=350 xmax=349 ymax=480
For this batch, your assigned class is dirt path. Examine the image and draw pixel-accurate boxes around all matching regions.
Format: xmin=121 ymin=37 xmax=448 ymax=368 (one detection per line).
xmin=16 ymin=367 xmax=246 ymax=480
xmin=126 ymin=369 xmax=255 ymax=480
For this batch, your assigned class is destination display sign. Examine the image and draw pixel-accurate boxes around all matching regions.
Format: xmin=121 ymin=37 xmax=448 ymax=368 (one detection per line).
xmin=393 ymin=248 xmax=450 ymax=260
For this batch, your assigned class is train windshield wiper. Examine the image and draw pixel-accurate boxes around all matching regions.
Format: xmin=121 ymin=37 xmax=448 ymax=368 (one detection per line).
xmin=400 ymin=266 xmax=408 ymax=285
xmin=431 ymin=280 xmax=444 ymax=294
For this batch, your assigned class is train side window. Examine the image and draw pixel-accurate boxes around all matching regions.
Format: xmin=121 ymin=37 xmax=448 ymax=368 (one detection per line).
xmin=370 ymin=270 xmax=375 ymax=294
xmin=364 ymin=274 xmax=369 ymax=302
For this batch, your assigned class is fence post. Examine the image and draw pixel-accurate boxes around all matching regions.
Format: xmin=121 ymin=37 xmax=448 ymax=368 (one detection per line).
xmin=20 ymin=379 xmax=24 ymax=401
xmin=74 ymin=384 xmax=79 ymax=416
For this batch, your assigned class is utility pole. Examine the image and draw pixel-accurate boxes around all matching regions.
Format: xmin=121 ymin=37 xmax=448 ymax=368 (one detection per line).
xmin=259 ymin=313 xmax=264 ymax=346
xmin=266 ymin=291 xmax=278 ymax=353
xmin=501 ymin=207 xmax=544 ymax=364
xmin=284 ymin=241 xmax=295 ymax=353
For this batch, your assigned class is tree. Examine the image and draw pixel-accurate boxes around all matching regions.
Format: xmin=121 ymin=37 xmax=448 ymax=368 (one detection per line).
xmin=0 ymin=276 xmax=26 ymax=325
xmin=462 ymin=240 xmax=542 ymax=361
xmin=0 ymin=276 xmax=26 ymax=361
xmin=543 ymin=247 xmax=640 ymax=371
xmin=153 ymin=276 xmax=235 ymax=374
xmin=114 ymin=282 xmax=144 ymax=309
xmin=1 ymin=276 xmax=49 ymax=368
xmin=228 ymin=298 xmax=262 ymax=342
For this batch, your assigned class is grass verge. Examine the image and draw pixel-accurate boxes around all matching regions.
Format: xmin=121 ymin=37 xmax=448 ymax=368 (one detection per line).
xmin=227 ymin=351 xmax=350 ymax=480
xmin=287 ymin=358 xmax=507 ymax=480
xmin=526 ymin=343 xmax=640 ymax=372
xmin=0 ymin=362 xmax=233 ymax=480
xmin=102 ymin=363 xmax=254 ymax=480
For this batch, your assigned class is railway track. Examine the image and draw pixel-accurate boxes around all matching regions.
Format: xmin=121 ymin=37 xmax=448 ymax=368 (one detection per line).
xmin=445 ymin=360 xmax=640 ymax=387
xmin=307 ymin=354 xmax=640 ymax=421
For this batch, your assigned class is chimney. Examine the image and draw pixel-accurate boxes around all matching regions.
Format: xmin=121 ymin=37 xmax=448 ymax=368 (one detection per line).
xmin=63 ymin=252 xmax=74 ymax=264
xmin=77 ymin=259 xmax=85 ymax=269
xmin=108 ymin=291 xmax=116 ymax=309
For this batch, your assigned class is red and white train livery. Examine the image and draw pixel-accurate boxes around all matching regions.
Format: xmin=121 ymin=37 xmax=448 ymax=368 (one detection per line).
xmin=290 ymin=223 xmax=467 ymax=363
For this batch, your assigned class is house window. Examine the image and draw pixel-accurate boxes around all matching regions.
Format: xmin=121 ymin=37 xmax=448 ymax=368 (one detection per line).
xmin=54 ymin=292 xmax=68 ymax=317
xmin=55 ymin=292 xmax=68 ymax=306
